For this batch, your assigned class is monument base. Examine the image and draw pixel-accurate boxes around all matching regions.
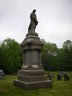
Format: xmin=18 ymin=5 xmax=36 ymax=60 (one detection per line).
xmin=14 ymin=80 xmax=52 ymax=89
xmin=14 ymin=69 xmax=52 ymax=89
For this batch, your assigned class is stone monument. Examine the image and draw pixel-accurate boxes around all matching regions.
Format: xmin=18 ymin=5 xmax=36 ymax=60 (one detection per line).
xmin=14 ymin=9 xmax=52 ymax=89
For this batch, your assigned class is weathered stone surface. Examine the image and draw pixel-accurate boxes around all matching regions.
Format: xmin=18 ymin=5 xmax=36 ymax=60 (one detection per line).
xmin=14 ymin=80 xmax=52 ymax=89
xmin=64 ymin=74 xmax=69 ymax=81
xmin=14 ymin=9 xmax=52 ymax=89
xmin=28 ymin=9 xmax=38 ymax=34
xmin=18 ymin=75 xmax=47 ymax=82
xmin=47 ymin=73 xmax=54 ymax=80
xmin=57 ymin=74 xmax=62 ymax=80
xmin=0 ymin=70 xmax=5 ymax=79
xmin=18 ymin=70 xmax=45 ymax=76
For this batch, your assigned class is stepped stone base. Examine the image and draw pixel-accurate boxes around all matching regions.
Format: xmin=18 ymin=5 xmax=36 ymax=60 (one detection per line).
xmin=14 ymin=69 xmax=52 ymax=89
xmin=14 ymin=80 xmax=52 ymax=89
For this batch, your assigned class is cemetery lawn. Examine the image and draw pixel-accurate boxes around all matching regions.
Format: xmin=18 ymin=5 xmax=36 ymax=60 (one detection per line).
xmin=0 ymin=72 xmax=72 ymax=96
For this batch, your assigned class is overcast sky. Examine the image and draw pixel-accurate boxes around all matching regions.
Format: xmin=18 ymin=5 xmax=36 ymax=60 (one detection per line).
xmin=0 ymin=0 xmax=72 ymax=48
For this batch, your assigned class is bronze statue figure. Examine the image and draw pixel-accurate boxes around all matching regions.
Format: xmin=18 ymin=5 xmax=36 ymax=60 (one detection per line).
xmin=28 ymin=9 xmax=38 ymax=34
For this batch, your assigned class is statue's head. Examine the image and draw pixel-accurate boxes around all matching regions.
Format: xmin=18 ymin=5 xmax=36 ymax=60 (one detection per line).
xmin=33 ymin=9 xmax=36 ymax=13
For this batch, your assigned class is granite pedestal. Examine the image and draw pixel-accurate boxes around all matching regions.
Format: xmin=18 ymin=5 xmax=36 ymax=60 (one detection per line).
xmin=14 ymin=33 xmax=52 ymax=89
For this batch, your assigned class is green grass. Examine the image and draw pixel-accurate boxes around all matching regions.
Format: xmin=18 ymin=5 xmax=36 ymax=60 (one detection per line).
xmin=0 ymin=72 xmax=72 ymax=96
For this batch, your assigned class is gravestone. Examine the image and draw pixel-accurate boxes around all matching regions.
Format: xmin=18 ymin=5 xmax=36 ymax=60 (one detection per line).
xmin=59 ymin=71 xmax=65 ymax=76
xmin=14 ymin=9 xmax=52 ymax=89
xmin=0 ymin=70 xmax=5 ymax=79
xmin=64 ymin=74 xmax=69 ymax=81
xmin=47 ymin=73 xmax=54 ymax=80
xmin=57 ymin=74 xmax=62 ymax=80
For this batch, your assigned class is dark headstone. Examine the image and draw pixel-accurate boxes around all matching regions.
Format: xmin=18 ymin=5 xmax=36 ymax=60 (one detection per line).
xmin=64 ymin=74 xmax=69 ymax=81
xmin=57 ymin=74 xmax=62 ymax=80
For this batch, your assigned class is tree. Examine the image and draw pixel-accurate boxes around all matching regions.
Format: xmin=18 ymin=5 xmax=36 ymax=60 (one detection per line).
xmin=0 ymin=38 xmax=22 ymax=74
xmin=62 ymin=40 xmax=72 ymax=70
xmin=41 ymin=41 xmax=58 ymax=70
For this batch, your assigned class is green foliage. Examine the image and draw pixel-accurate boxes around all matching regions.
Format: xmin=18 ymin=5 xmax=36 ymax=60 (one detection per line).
xmin=41 ymin=40 xmax=58 ymax=70
xmin=0 ymin=72 xmax=72 ymax=96
xmin=0 ymin=38 xmax=22 ymax=74
xmin=41 ymin=40 xmax=72 ymax=71
xmin=62 ymin=40 xmax=72 ymax=70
